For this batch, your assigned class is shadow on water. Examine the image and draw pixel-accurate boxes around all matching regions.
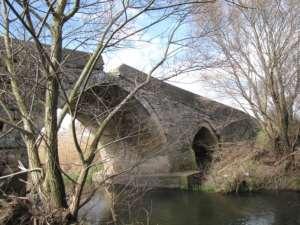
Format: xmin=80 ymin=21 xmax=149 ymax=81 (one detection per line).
xmin=78 ymin=190 xmax=112 ymax=225
xmin=80 ymin=189 xmax=300 ymax=225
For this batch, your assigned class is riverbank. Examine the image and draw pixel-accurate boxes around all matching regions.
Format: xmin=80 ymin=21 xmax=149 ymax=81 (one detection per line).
xmin=89 ymin=140 xmax=300 ymax=194
xmin=200 ymin=141 xmax=300 ymax=193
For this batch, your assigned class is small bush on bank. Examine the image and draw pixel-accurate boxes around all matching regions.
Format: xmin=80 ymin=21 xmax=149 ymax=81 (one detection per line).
xmin=86 ymin=164 xmax=103 ymax=185
xmin=201 ymin=140 xmax=300 ymax=193
xmin=63 ymin=164 xmax=103 ymax=191
xmin=255 ymin=130 xmax=272 ymax=150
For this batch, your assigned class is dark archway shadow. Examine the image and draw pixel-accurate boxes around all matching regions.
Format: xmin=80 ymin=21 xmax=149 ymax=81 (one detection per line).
xmin=0 ymin=121 xmax=3 ymax=131
xmin=74 ymin=84 xmax=166 ymax=175
xmin=192 ymin=127 xmax=217 ymax=171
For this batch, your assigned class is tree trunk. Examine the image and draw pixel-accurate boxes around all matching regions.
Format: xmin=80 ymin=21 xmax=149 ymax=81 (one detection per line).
xmin=42 ymin=20 xmax=67 ymax=209
xmin=23 ymin=135 xmax=42 ymax=198
xmin=69 ymin=166 xmax=89 ymax=217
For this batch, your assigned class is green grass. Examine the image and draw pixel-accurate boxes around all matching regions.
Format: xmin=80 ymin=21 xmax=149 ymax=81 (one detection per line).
xmin=180 ymin=183 xmax=216 ymax=192
xmin=63 ymin=164 xmax=104 ymax=186
xmin=86 ymin=164 xmax=103 ymax=185
xmin=255 ymin=130 xmax=271 ymax=149
xmin=63 ymin=171 xmax=79 ymax=186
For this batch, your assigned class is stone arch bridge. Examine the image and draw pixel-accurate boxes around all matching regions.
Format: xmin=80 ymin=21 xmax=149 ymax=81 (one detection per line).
xmin=0 ymin=44 xmax=257 ymax=189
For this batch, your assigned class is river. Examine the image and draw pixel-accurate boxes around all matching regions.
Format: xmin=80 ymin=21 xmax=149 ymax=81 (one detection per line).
xmin=80 ymin=190 xmax=300 ymax=225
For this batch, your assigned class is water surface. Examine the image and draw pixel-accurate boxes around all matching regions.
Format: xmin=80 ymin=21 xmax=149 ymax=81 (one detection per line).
xmin=81 ymin=190 xmax=300 ymax=225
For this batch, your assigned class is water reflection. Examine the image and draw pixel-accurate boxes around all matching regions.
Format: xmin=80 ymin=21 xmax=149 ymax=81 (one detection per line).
xmin=238 ymin=213 xmax=274 ymax=225
xmin=80 ymin=190 xmax=300 ymax=225
xmin=78 ymin=190 xmax=111 ymax=224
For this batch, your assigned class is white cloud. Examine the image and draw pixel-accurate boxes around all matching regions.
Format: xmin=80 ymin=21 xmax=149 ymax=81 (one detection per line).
xmin=166 ymin=72 xmax=241 ymax=109
xmin=103 ymin=37 xmax=164 ymax=73
xmin=102 ymin=35 xmax=247 ymax=112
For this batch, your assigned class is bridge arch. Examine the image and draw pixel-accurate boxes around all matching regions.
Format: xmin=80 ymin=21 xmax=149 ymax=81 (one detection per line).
xmin=72 ymin=83 xmax=168 ymax=175
xmin=191 ymin=124 xmax=218 ymax=170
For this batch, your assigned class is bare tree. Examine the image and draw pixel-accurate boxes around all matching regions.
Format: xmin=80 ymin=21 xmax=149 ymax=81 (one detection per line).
xmin=0 ymin=0 xmax=215 ymax=222
xmin=192 ymin=0 xmax=300 ymax=152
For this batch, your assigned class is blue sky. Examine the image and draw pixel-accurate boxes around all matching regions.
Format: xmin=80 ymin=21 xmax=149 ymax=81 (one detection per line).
xmin=100 ymin=14 xmax=239 ymax=109
xmin=0 ymin=0 xmax=238 ymax=110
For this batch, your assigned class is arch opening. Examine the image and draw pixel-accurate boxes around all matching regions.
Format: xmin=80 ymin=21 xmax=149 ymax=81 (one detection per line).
xmin=40 ymin=84 xmax=167 ymax=176
xmin=74 ymin=84 xmax=166 ymax=175
xmin=192 ymin=127 xmax=217 ymax=170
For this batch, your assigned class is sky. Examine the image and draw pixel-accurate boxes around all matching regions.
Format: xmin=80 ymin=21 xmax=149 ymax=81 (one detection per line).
xmin=0 ymin=0 xmax=242 ymax=132
xmin=98 ymin=4 xmax=240 ymax=111
xmin=0 ymin=0 xmax=234 ymax=107
xmin=102 ymin=36 xmax=238 ymax=110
